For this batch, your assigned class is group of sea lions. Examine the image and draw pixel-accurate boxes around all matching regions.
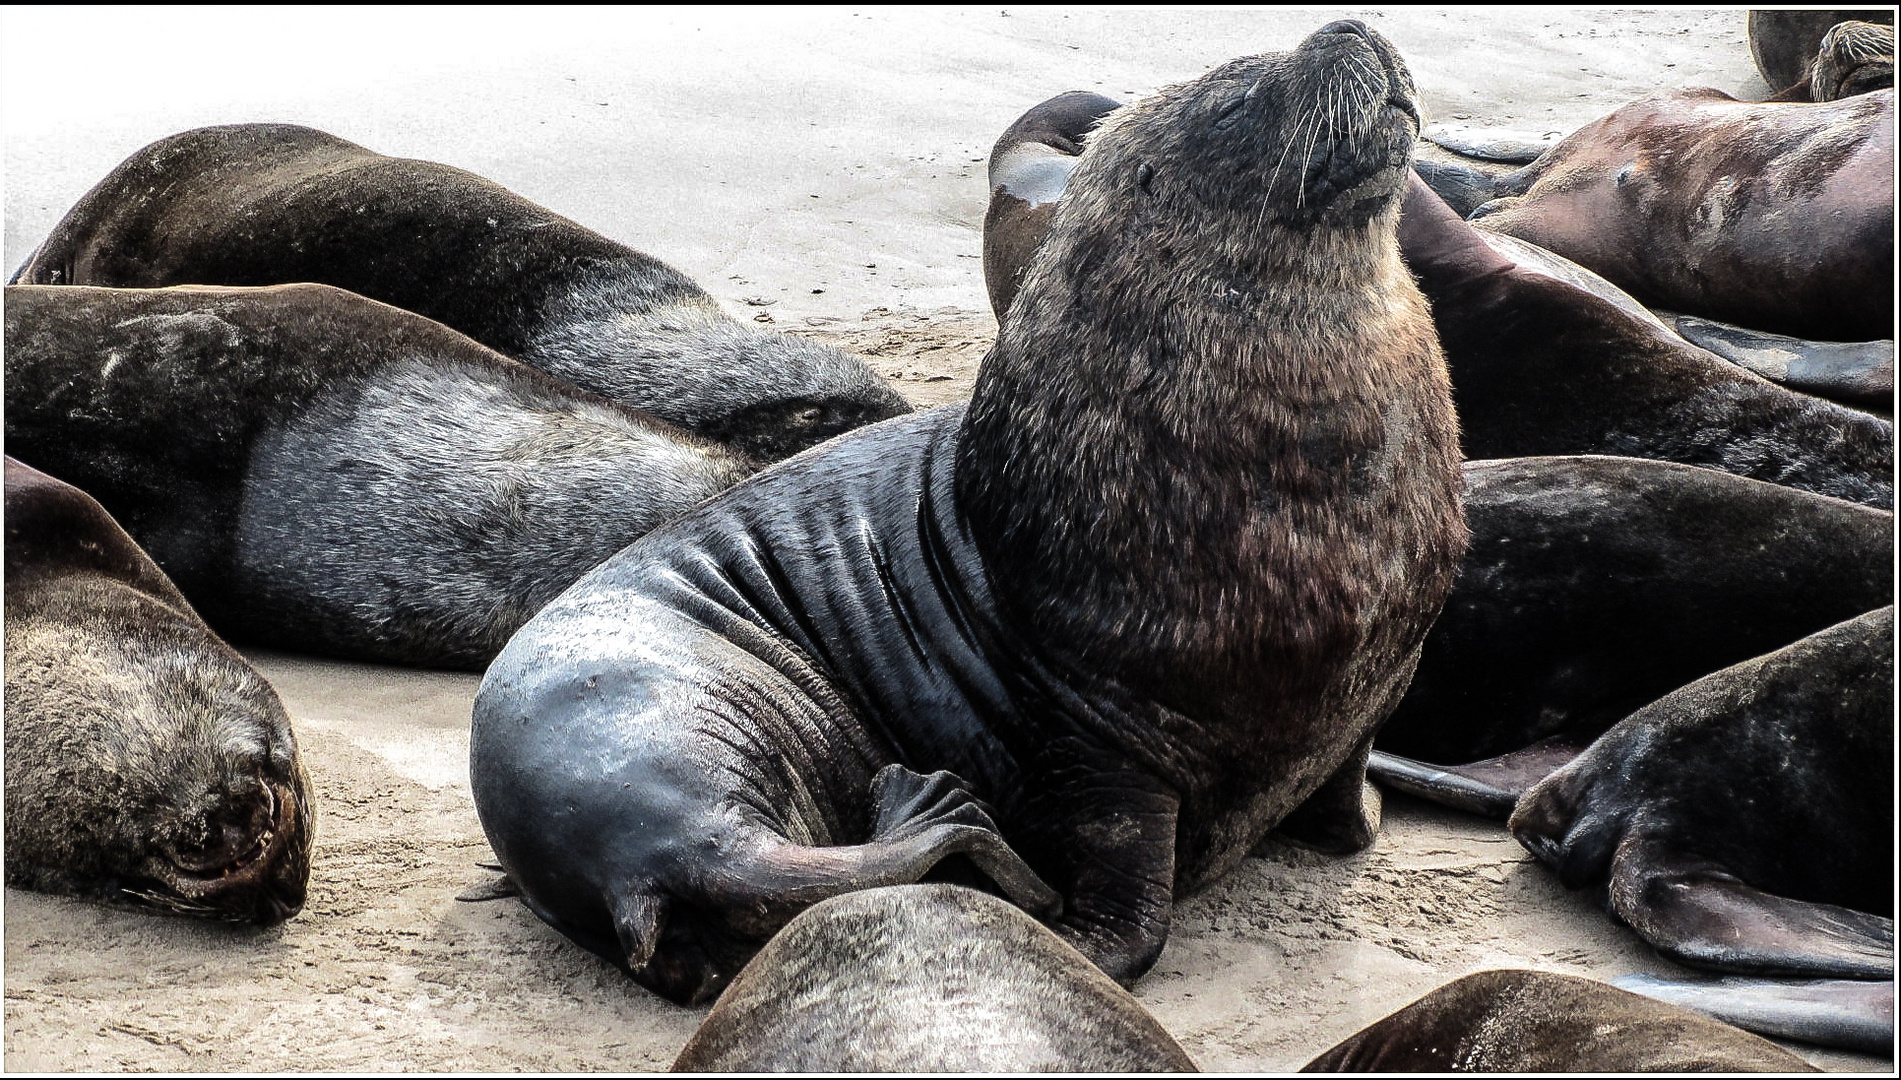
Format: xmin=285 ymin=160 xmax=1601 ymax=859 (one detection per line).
xmin=4 ymin=11 xmax=1891 ymax=1072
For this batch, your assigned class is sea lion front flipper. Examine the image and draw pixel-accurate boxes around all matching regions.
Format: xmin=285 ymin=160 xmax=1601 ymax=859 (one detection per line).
xmin=1025 ymin=765 xmax=1181 ymax=988
xmin=1608 ymin=835 xmax=1896 ymax=979
xmin=1612 ymin=972 xmax=1895 ymax=1055
xmin=1270 ymin=735 xmax=1381 ymax=853
xmin=1669 ymin=314 xmax=1895 ymax=412
xmin=1366 ymin=735 xmax=1591 ymax=820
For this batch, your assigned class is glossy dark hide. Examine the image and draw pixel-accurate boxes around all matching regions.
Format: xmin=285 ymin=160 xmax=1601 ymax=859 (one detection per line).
xmin=1399 ymin=176 xmax=1892 ymax=509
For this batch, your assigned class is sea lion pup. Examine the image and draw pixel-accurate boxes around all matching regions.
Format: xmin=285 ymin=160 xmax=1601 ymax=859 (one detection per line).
xmin=9 ymin=122 xmax=911 ymax=463
xmin=472 ymin=20 xmax=1464 ymax=1005
xmin=982 ymin=90 xmax=1122 ymax=319
xmin=1299 ymin=969 xmax=1818 ymax=1072
xmin=1797 ymin=20 xmax=1896 ymax=102
xmin=1365 ymin=456 xmax=1893 ymax=816
xmin=4 ymin=457 xmax=313 ymax=924
xmin=1456 ymin=87 xmax=1894 ymax=341
xmin=1512 ymin=607 xmax=1895 ymax=981
xmin=670 ymin=885 xmax=1197 ymax=1072
xmin=4 ymin=283 xmax=753 ymax=669
xmin=1750 ymin=9 xmax=1895 ymax=98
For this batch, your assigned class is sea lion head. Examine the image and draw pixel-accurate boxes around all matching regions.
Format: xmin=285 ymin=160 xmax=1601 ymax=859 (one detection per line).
xmin=1061 ymin=19 xmax=1421 ymax=253
xmin=1812 ymin=20 xmax=1894 ymax=101
xmin=4 ymin=609 xmax=314 ymax=925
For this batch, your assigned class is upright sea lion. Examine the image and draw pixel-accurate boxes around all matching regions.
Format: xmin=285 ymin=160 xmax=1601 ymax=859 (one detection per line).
xmin=1368 ymin=456 xmax=1892 ymax=814
xmin=9 ymin=123 xmax=911 ymax=462
xmin=1511 ymin=607 xmax=1894 ymax=981
xmin=982 ymin=90 xmax=1122 ymax=319
xmin=4 ymin=457 xmax=313 ymax=924
xmin=670 ymin=885 xmax=1197 ymax=1072
xmin=1300 ymin=969 xmax=1818 ymax=1072
xmin=4 ymin=283 xmax=753 ymax=668
xmin=1461 ymin=87 xmax=1893 ymax=340
xmin=981 ymin=98 xmax=1893 ymax=507
xmin=472 ymin=21 xmax=1465 ymax=1004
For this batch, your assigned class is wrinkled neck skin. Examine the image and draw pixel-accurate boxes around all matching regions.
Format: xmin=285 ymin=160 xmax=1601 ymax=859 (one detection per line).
xmin=957 ymin=174 xmax=1438 ymax=723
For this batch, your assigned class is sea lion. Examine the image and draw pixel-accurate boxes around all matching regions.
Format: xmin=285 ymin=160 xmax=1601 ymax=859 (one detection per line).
xmin=1511 ymin=606 xmax=1894 ymax=981
xmin=1397 ymin=175 xmax=1893 ymax=508
xmin=9 ymin=123 xmax=911 ymax=463
xmin=1366 ymin=455 xmax=1893 ymax=816
xmin=472 ymin=20 xmax=1465 ymax=1005
xmin=670 ymin=884 xmax=1197 ymax=1072
xmin=1750 ymin=9 xmax=1895 ymax=97
xmin=982 ymin=90 xmax=1122 ymax=319
xmin=4 ymin=283 xmax=753 ymax=668
xmin=4 ymin=457 xmax=313 ymax=924
xmin=1299 ymin=969 xmax=1818 ymax=1072
xmin=1666 ymin=314 xmax=1893 ymax=415
xmin=1460 ymin=87 xmax=1893 ymax=341
xmin=980 ymin=98 xmax=1893 ymax=507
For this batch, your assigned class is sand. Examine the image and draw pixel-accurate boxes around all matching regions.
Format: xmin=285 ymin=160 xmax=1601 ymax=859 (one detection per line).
xmin=2 ymin=7 xmax=1889 ymax=1072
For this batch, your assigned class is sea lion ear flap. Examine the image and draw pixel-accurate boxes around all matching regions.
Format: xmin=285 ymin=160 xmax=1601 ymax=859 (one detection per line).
xmin=612 ymin=889 xmax=668 ymax=973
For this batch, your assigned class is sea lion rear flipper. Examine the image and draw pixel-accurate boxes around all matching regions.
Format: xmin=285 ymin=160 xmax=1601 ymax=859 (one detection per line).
xmin=1609 ymin=835 xmax=1896 ymax=980
xmin=1409 ymin=159 xmax=1533 ymax=218
xmin=1366 ymin=735 xmax=1590 ymax=819
xmin=861 ymin=763 xmax=1063 ymax=918
xmin=1271 ymin=735 xmax=1380 ymax=853
xmin=1612 ymin=972 xmax=1895 ymax=1055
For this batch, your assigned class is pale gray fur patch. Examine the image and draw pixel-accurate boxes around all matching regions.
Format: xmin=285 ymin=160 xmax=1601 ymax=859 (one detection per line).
xmin=989 ymin=143 xmax=1082 ymax=206
xmin=234 ymin=360 xmax=745 ymax=663
xmin=523 ymin=291 xmax=902 ymax=430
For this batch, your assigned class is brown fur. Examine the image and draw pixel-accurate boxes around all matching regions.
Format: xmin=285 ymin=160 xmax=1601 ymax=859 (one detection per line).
xmin=956 ymin=21 xmax=1466 ymax=888
xmin=3 ymin=457 xmax=313 ymax=924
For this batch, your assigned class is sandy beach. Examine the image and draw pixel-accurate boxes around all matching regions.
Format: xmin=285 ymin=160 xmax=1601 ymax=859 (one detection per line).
xmin=2 ymin=7 xmax=1890 ymax=1071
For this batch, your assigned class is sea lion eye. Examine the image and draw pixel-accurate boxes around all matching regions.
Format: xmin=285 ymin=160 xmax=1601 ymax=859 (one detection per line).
xmin=1136 ymin=162 xmax=1155 ymax=193
xmin=1213 ymin=96 xmax=1248 ymax=129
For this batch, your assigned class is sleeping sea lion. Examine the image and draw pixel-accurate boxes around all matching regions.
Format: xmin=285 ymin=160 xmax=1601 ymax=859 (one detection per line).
xmin=1511 ymin=607 xmax=1894 ymax=981
xmin=4 ymin=283 xmax=752 ymax=668
xmin=4 ymin=457 xmax=313 ymax=924
xmin=670 ymin=885 xmax=1197 ymax=1072
xmin=1300 ymin=969 xmax=1818 ymax=1072
xmin=1367 ymin=455 xmax=1892 ymax=815
xmin=471 ymin=20 xmax=1465 ymax=1004
xmin=9 ymin=123 xmax=911 ymax=462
